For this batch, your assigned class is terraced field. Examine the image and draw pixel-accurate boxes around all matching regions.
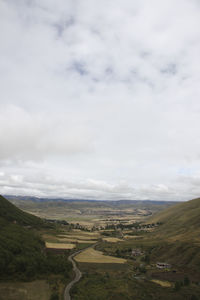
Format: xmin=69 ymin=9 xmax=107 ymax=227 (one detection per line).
xmin=45 ymin=242 xmax=75 ymax=249
xmin=102 ymin=237 xmax=123 ymax=242
xmin=43 ymin=229 xmax=99 ymax=250
xmin=151 ymin=280 xmax=172 ymax=287
xmin=74 ymin=248 xmax=127 ymax=264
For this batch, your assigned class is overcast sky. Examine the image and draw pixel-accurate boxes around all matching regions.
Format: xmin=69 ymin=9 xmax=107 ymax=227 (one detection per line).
xmin=0 ymin=0 xmax=200 ymax=201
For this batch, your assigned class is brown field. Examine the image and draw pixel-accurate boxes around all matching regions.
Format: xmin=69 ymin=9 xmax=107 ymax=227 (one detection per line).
xmin=71 ymin=229 xmax=100 ymax=235
xmin=62 ymin=234 xmax=97 ymax=240
xmin=0 ymin=280 xmax=51 ymax=300
xmin=45 ymin=242 xmax=75 ymax=249
xmin=71 ymin=230 xmax=100 ymax=237
xmin=123 ymin=235 xmax=143 ymax=239
xmin=43 ymin=230 xmax=99 ymax=245
xmin=74 ymin=248 xmax=127 ymax=264
xmin=102 ymin=237 xmax=123 ymax=243
xmin=57 ymin=238 xmax=96 ymax=244
xmin=151 ymin=280 xmax=172 ymax=287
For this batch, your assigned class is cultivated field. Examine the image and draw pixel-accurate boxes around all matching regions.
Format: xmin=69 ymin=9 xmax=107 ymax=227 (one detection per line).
xmin=58 ymin=238 xmax=96 ymax=244
xmin=45 ymin=242 xmax=75 ymax=249
xmin=102 ymin=237 xmax=123 ymax=242
xmin=43 ymin=229 xmax=99 ymax=247
xmin=123 ymin=235 xmax=143 ymax=239
xmin=9 ymin=198 xmax=172 ymax=229
xmin=151 ymin=280 xmax=172 ymax=287
xmin=74 ymin=248 xmax=127 ymax=264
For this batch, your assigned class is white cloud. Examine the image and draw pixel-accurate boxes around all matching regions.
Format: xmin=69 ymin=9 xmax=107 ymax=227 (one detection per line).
xmin=0 ymin=0 xmax=200 ymax=200
xmin=0 ymin=105 xmax=93 ymax=160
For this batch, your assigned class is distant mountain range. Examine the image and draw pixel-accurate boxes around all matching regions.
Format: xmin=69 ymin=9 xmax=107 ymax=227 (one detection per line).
xmin=4 ymin=194 xmax=179 ymax=205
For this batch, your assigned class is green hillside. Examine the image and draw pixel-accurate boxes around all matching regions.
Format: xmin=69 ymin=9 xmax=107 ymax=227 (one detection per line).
xmin=0 ymin=195 xmax=44 ymax=227
xmin=146 ymin=198 xmax=200 ymax=275
xmin=149 ymin=197 xmax=200 ymax=241
xmin=0 ymin=195 xmax=72 ymax=281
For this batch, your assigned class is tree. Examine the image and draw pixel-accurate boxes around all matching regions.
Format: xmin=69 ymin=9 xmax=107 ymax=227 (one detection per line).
xmin=174 ymin=281 xmax=181 ymax=291
xmin=183 ymin=275 xmax=190 ymax=286
xmin=50 ymin=292 xmax=59 ymax=300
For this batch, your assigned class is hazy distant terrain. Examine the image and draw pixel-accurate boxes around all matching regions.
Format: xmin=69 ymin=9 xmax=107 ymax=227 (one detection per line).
xmin=5 ymin=195 xmax=177 ymax=228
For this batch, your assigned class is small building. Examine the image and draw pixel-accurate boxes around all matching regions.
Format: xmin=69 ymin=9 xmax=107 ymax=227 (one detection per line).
xmin=156 ymin=262 xmax=171 ymax=269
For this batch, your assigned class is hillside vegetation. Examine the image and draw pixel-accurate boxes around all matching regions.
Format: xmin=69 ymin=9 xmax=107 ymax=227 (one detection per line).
xmin=145 ymin=198 xmax=200 ymax=276
xmin=150 ymin=197 xmax=200 ymax=241
xmin=0 ymin=195 xmax=44 ymax=227
xmin=0 ymin=195 xmax=72 ymax=281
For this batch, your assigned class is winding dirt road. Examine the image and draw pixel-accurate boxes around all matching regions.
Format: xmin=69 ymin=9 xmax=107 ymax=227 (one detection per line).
xmin=64 ymin=244 xmax=97 ymax=300
xmin=63 ymin=249 xmax=82 ymax=300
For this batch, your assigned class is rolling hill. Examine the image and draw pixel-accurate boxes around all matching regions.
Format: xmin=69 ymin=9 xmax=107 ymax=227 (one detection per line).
xmin=0 ymin=194 xmax=44 ymax=227
xmin=147 ymin=198 xmax=200 ymax=275
xmin=149 ymin=197 xmax=200 ymax=241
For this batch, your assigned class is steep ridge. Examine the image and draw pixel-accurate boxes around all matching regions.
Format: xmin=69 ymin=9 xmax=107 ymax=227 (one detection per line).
xmin=0 ymin=194 xmax=44 ymax=227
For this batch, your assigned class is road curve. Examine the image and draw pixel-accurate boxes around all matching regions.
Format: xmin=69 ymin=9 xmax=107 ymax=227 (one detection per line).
xmin=64 ymin=244 xmax=97 ymax=300
xmin=64 ymin=249 xmax=82 ymax=300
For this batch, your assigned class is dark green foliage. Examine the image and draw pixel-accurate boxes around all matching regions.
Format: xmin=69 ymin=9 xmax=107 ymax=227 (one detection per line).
xmin=141 ymin=254 xmax=150 ymax=264
xmin=0 ymin=195 xmax=44 ymax=227
xmin=183 ymin=276 xmax=190 ymax=286
xmin=138 ymin=265 xmax=146 ymax=273
xmin=71 ymin=271 xmax=199 ymax=300
xmin=0 ymin=195 xmax=72 ymax=281
xmin=0 ymin=218 xmax=72 ymax=280
xmin=174 ymin=281 xmax=182 ymax=291
xmin=50 ymin=292 xmax=59 ymax=300
xmin=0 ymin=216 xmax=45 ymax=280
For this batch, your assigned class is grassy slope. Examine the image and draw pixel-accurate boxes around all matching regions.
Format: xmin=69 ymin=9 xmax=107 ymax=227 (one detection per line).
xmin=149 ymin=197 xmax=200 ymax=241
xmin=0 ymin=195 xmax=44 ymax=227
xmin=146 ymin=198 xmax=200 ymax=275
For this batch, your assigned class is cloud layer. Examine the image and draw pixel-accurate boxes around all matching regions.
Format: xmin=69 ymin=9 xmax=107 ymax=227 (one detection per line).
xmin=0 ymin=0 xmax=200 ymax=200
